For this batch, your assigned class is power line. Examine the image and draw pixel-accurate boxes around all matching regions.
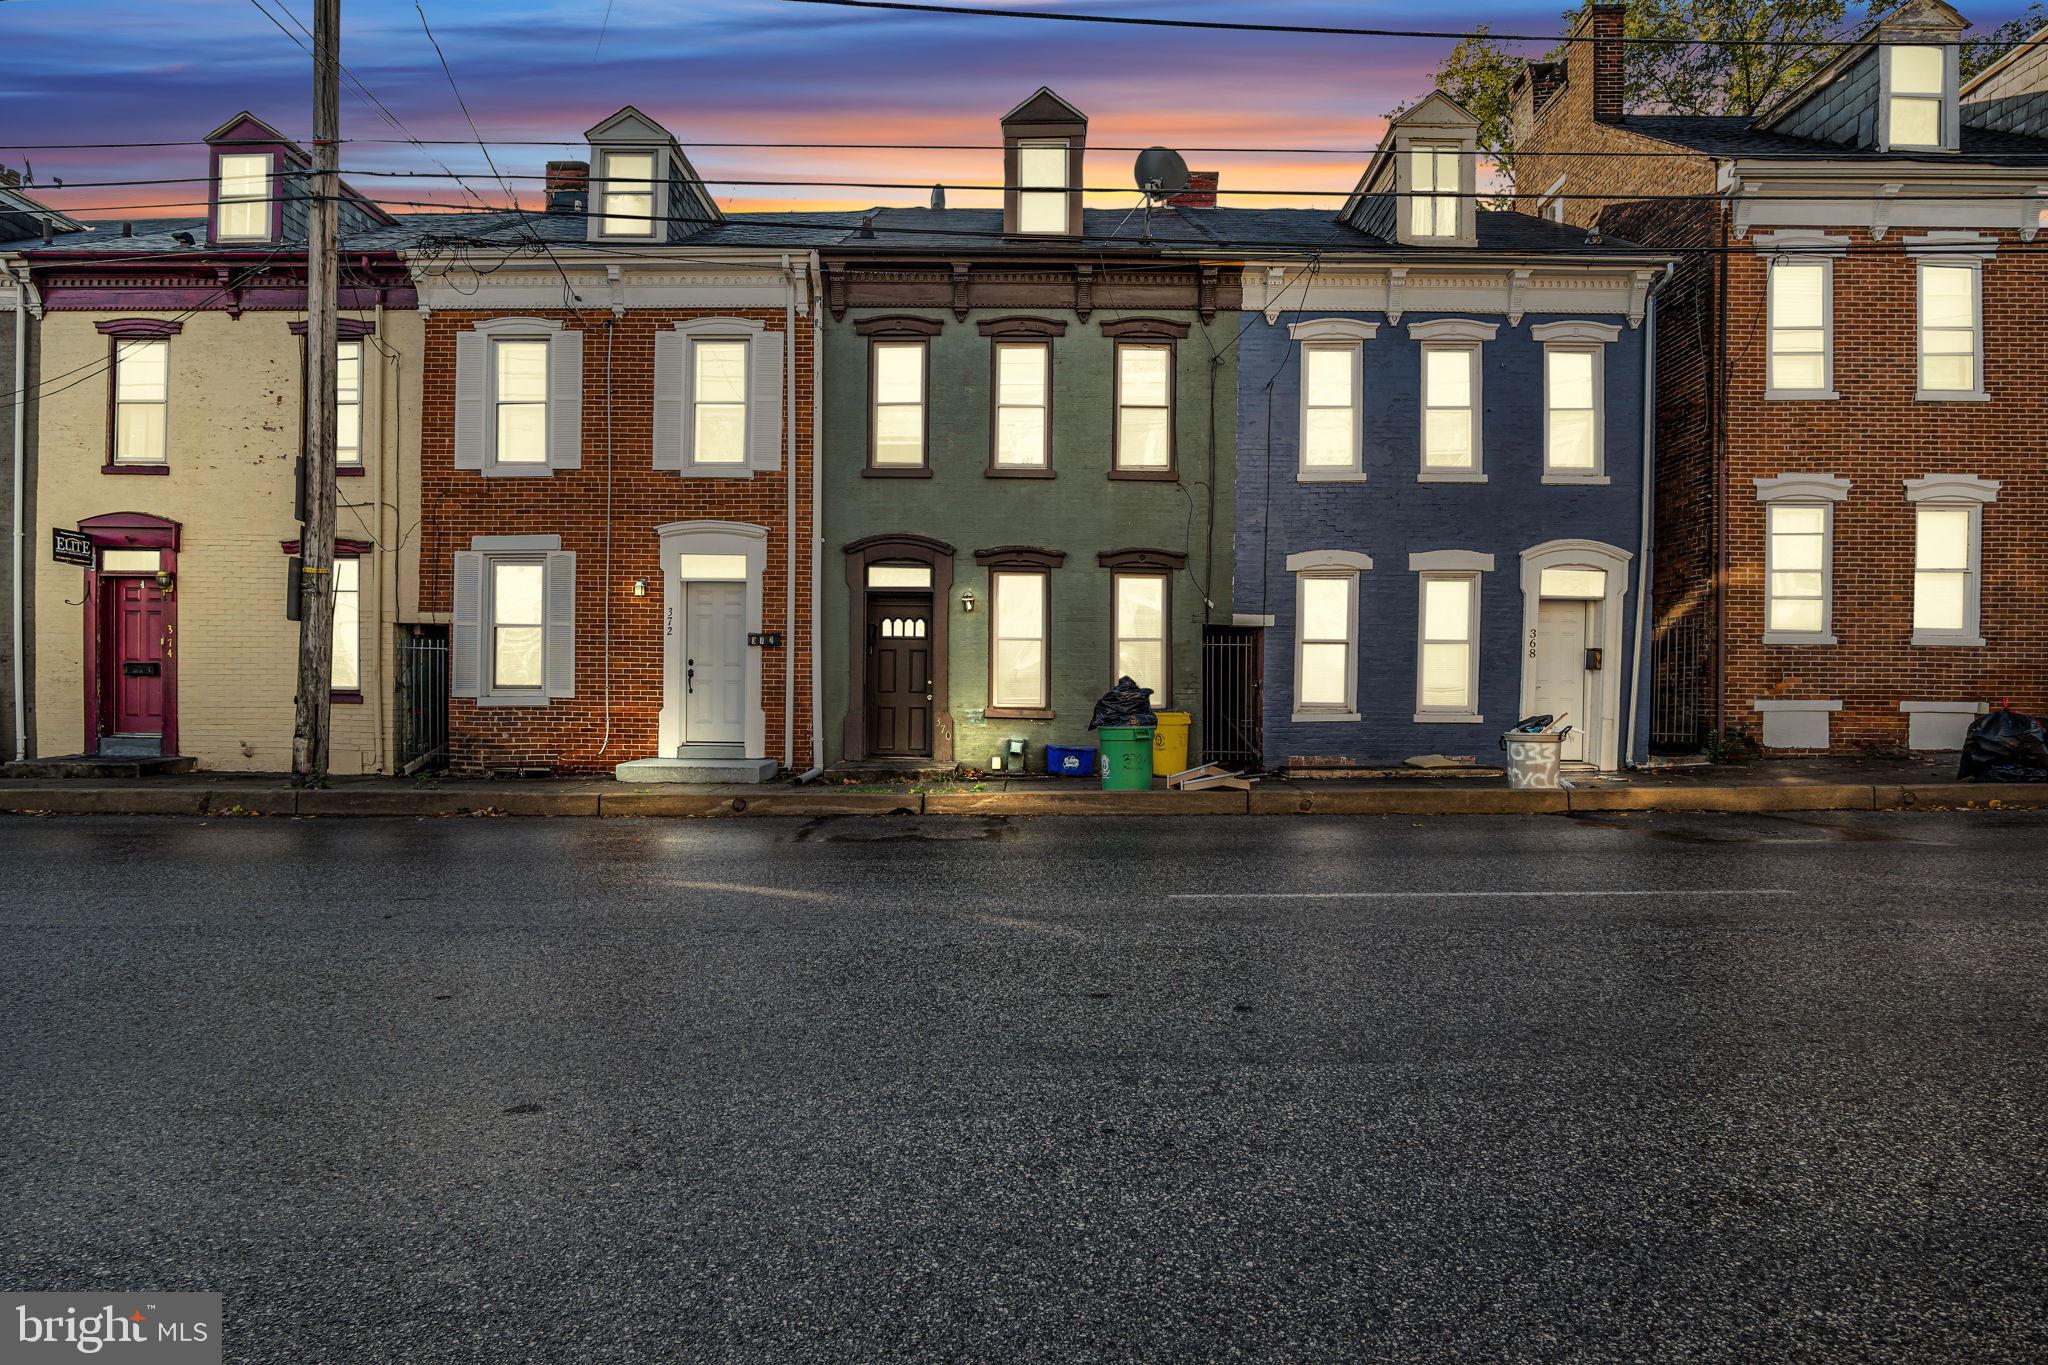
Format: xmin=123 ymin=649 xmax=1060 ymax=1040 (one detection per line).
xmin=766 ymin=0 xmax=1885 ymax=48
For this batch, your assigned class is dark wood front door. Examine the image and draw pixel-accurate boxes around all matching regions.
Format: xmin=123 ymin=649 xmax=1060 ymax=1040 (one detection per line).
xmin=866 ymin=600 xmax=932 ymax=757
xmin=101 ymin=575 xmax=168 ymax=740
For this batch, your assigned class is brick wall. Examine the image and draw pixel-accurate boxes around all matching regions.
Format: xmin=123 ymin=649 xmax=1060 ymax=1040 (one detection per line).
xmin=419 ymin=308 xmax=815 ymax=776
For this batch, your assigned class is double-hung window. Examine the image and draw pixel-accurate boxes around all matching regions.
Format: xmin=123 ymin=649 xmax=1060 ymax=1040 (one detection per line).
xmin=1755 ymin=475 xmax=1850 ymax=645
xmin=1887 ymin=44 xmax=1947 ymax=149
xmin=1017 ymin=141 xmax=1069 ymax=235
xmin=453 ymin=535 xmax=577 ymax=707
xmin=871 ymin=341 xmax=927 ymax=471
xmin=112 ymin=339 xmax=170 ymax=467
xmin=492 ymin=338 xmax=551 ymax=467
xmin=336 ymin=339 xmax=363 ymax=469
xmin=1408 ymin=143 xmax=1460 ymax=239
xmin=1302 ymin=344 xmax=1360 ymax=474
xmin=491 ymin=560 xmax=546 ymax=694
xmin=599 ymin=150 xmax=657 ymax=238
xmin=1533 ymin=321 xmax=1619 ymax=482
xmin=1421 ymin=346 xmax=1478 ymax=475
xmin=1917 ymin=259 xmax=1983 ymax=399
xmin=1287 ymin=550 xmax=1371 ymax=721
xmin=331 ymin=556 xmax=362 ymax=693
xmin=992 ymin=341 xmax=1050 ymax=471
xmin=691 ymin=338 xmax=749 ymax=465
xmin=1905 ymin=475 xmax=1998 ymax=646
xmin=1114 ymin=343 xmax=1173 ymax=473
xmin=1767 ymin=256 xmax=1833 ymax=397
xmin=989 ymin=569 xmax=1050 ymax=713
xmin=1414 ymin=569 xmax=1481 ymax=723
xmin=1112 ymin=573 xmax=1169 ymax=703
xmin=216 ymin=153 xmax=271 ymax=241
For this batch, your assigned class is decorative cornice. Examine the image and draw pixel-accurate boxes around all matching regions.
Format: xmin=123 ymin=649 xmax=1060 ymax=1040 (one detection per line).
xmin=853 ymin=314 xmax=945 ymax=337
xmin=1902 ymin=473 xmax=2000 ymax=504
xmin=287 ymin=317 xmax=377 ymax=338
xmin=95 ymin=318 xmax=185 ymax=338
xmin=1285 ymin=549 xmax=1374 ymax=573
xmin=1097 ymin=547 xmax=1187 ymax=570
xmin=977 ymin=315 xmax=1067 ymax=337
xmin=279 ymin=537 xmax=374 ymax=556
xmin=1099 ymin=316 xmax=1189 ymax=340
xmin=1286 ymin=317 xmax=1378 ymax=343
xmin=973 ymin=545 xmax=1067 ymax=569
xmin=1529 ymin=319 xmax=1622 ymax=345
xmin=1754 ymin=473 xmax=1852 ymax=504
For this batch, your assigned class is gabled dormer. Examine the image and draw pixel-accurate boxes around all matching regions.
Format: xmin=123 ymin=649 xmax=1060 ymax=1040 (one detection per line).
xmin=1962 ymin=18 xmax=2048 ymax=136
xmin=1339 ymin=91 xmax=1478 ymax=247
xmin=1759 ymin=0 xmax=1966 ymax=153
xmin=1000 ymin=87 xmax=1087 ymax=238
xmin=584 ymin=106 xmax=723 ymax=245
xmin=204 ymin=112 xmax=307 ymax=247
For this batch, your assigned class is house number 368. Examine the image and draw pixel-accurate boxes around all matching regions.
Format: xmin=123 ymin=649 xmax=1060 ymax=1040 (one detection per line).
xmin=1528 ymin=627 xmax=1538 ymax=660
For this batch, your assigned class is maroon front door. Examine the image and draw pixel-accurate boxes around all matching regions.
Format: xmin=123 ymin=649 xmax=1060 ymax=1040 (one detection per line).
xmin=101 ymin=576 xmax=168 ymax=741
xmin=867 ymin=600 xmax=932 ymax=758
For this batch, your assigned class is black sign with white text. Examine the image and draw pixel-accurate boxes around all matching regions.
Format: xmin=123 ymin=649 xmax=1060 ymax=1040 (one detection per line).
xmin=51 ymin=529 xmax=93 ymax=567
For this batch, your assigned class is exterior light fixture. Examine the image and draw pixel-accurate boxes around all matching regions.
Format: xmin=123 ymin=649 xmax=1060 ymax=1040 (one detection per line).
xmin=153 ymin=569 xmax=174 ymax=592
xmin=960 ymin=588 xmax=976 ymax=612
xmin=633 ymin=579 xmax=648 ymax=597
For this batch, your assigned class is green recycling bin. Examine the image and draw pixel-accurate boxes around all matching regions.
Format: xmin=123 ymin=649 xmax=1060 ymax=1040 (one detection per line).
xmin=1097 ymin=725 xmax=1156 ymax=791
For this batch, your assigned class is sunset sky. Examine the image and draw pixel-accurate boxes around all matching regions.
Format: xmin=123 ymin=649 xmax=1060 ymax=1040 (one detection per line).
xmin=2 ymin=0 xmax=2028 ymax=223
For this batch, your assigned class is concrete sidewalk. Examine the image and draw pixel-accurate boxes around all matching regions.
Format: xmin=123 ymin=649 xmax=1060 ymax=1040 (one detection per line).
xmin=0 ymin=757 xmax=2042 ymax=817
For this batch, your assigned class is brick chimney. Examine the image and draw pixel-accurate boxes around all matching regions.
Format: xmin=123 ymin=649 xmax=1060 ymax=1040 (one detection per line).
xmin=1589 ymin=3 xmax=1627 ymax=125
xmin=1167 ymin=171 xmax=1218 ymax=210
xmin=545 ymin=159 xmax=589 ymax=215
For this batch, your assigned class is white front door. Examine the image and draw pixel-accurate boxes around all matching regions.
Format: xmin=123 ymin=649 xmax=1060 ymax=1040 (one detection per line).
xmin=1533 ymin=599 xmax=1596 ymax=764
xmin=683 ymin=581 xmax=746 ymax=749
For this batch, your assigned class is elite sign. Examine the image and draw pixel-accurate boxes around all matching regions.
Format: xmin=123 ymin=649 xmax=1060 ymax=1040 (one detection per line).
xmin=51 ymin=529 xmax=93 ymax=567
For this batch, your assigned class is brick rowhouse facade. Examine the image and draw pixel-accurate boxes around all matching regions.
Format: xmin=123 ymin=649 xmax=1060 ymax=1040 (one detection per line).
xmin=1517 ymin=2 xmax=2048 ymax=754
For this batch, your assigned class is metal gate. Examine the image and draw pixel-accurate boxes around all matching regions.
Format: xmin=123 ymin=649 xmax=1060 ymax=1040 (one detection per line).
xmin=397 ymin=625 xmax=448 ymax=771
xmin=1649 ymin=613 xmax=1706 ymax=751
xmin=1200 ymin=625 xmax=1263 ymax=769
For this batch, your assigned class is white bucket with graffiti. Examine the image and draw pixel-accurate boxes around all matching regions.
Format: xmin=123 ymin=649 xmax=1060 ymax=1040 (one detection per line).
xmin=1503 ymin=730 xmax=1566 ymax=790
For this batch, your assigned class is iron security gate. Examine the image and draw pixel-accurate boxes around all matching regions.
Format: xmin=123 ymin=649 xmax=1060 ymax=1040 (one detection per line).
xmin=1649 ymin=613 xmax=1706 ymax=751
xmin=397 ymin=625 xmax=448 ymax=771
xmin=1200 ymin=625 xmax=1263 ymax=769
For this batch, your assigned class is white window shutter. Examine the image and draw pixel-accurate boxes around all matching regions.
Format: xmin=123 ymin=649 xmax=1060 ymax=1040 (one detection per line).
xmin=451 ymin=551 xmax=483 ymax=697
xmin=454 ymin=331 xmax=486 ymax=470
xmin=748 ymin=329 xmax=784 ymax=471
xmin=548 ymin=329 xmax=583 ymax=470
xmin=652 ymin=330 xmax=687 ymax=470
xmin=544 ymin=550 xmax=577 ymax=698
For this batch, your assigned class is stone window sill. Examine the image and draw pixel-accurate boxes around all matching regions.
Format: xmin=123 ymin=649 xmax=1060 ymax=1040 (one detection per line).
xmin=103 ymin=463 xmax=169 ymax=475
xmin=331 ymin=690 xmax=365 ymax=705
xmin=679 ymin=465 xmax=754 ymax=479
xmin=1761 ymin=631 xmax=1837 ymax=646
xmin=1765 ymin=389 xmax=1840 ymax=402
xmin=864 ymin=466 xmax=932 ymax=479
xmin=1292 ymin=708 xmax=1360 ymax=724
xmin=1915 ymin=389 xmax=1990 ymax=403
xmin=1541 ymin=473 xmax=1611 ymax=487
xmin=1911 ymin=632 xmax=1985 ymax=648
xmin=1413 ymin=712 xmax=1484 ymax=725
xmin=1109 ymin=468 xmax=1178 ymax=482
xmin=482 ymin=465 xmax=556 ymax=478
xmin=986 ymin=466 xmax=1055 ymax=479
xmin=985 ymin=706 xmax=1054 ymax=721
xmin=1418 ymin=470 xmax=1487 ymax=484
xmin=1298 ymin=469 xmax=1367 ymax=484
xmin=476 ymin=692 xmax=551 ymax=708
xmin=337 ymin=466 xmax=366 ymax=478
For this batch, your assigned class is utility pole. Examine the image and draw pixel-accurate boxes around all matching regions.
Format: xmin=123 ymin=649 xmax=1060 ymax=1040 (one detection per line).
xmin=292 ymin=0 xmax=341 ymax=783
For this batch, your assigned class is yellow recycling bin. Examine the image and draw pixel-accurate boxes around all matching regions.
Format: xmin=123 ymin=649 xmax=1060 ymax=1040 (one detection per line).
xmin=1152 ymin=711 xmax=1191 ymax=778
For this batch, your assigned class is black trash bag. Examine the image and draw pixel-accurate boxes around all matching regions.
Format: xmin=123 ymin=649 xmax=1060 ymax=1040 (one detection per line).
xmin=1959 ymin=707 xmax=2048 ymax=783
xmin=1088 ymin=675 xmax=1157 ymax=731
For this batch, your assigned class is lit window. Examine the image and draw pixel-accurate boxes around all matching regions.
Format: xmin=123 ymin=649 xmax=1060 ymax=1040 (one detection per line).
xmin=217 ymin=153 xmax=270 ymax=240
xmin=1917 ymin=261 xmax=1980 ymax=396
xmin=492 ymin=338 xmax=550 ymax=465
xmin=990 ymin=570 xmax=1048 ymax=710
xmin=1115 ymin=343 xmax=1172 ymax=471
xmin=1017 ymin=141 xmax=1068 ymax=234
xmin=1539 ymin=567 xmax=1606 ymax=599
xmin=1888 ymin=45 xmax=1946 ymax=148
xmin=336 ymin=340 xmax=362 ymax=467
xmin=332 ymin=557 xmax=361 ymax=692
xmin=1300 ymin=343 xmax=1359 ymax=473
xmin=867 ymin=564 xmax=932 ymax=590
xmin=1913 ymin=505 xmax=1971 ymax=636
xmin=1421 ymin=345 xmax=1477 ymax=472
xmin=1409 ymin=143 xmax=1460 ymax=238
xmin=1296 ymin=575 xmax=1355 ymax=712
xmin=1766 ymin=504 xmax=1829 ymax=639
xmin=491 ymin=560 xmax=546 ymax=691
xmin=870 ymin=341 xmax=926 ymax=468
xmin=1545 ymin=347 xmax=1599 ymax=475
xmin=691 ymin=339 xmax=748 ymax=465
xmin=1113 ymin=573 xmax=1168 ymax=702
xmin=112 ymin=339 xmax=169 ymax=465
xmin=600 ymin=150 xmax=656 ymax=237
xmin=993 ymin=341 xmax=1050 ymax=469
xmin=1417 ymin=574 xmax=1477 ymax=717
xmin=1767 ymin=258 xmax=1830 ymax=395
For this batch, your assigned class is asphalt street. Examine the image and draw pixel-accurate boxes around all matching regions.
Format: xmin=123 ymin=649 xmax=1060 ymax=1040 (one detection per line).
xmin=3 ymin=810 xmax=2045 ymax=1364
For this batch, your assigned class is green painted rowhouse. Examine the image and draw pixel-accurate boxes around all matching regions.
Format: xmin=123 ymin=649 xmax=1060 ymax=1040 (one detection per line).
xmin=819 ymin=89 xmax=1240 ymax=773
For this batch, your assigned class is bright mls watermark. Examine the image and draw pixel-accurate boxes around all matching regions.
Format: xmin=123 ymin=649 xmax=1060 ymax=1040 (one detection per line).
xmin=4 ymin=1295 xmax=220 ymax=1363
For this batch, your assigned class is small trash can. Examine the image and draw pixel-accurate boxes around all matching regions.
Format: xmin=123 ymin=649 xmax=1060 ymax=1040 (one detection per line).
xmin=1098 ymin=725 xmax=1156 ymax=791
xmin=1152 ymin=711 xmax=1191 ymax=777
xmin=1503 ymin=730 xmax=1565 ymax=790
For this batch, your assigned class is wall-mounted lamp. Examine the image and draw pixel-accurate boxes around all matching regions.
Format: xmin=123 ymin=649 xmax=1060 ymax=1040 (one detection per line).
xmin=960 ymin=587 xmax=976 ymax=613
xmin=153 ymin=569 xmax=175 ymax=593
xmin=632 ymin=579 xmax=648 ymax=598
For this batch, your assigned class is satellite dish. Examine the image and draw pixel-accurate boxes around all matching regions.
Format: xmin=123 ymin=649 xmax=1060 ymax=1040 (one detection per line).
xmin=1134 ymin=147 xmax=1189 ymax=200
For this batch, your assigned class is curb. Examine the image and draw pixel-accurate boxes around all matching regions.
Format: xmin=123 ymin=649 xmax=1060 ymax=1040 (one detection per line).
xmin=2 ymin=782 xmax=2045 ymax=819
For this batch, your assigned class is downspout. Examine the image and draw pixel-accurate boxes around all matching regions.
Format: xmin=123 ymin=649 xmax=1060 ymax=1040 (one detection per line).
xmin=373 ymin=297 xmax=391 ymax=772
xmin=1625 ymin=269 xmax=1670 ymax=769
xmin=9 ymin=262 xmax=26 ymax=762
xmin=782 ymin=253 xmax=797 ymax=774
xmin=797 ymin=252 xmax=825 ymax=784
xmin=1713 ymin=199 xmax=1730 ymax=741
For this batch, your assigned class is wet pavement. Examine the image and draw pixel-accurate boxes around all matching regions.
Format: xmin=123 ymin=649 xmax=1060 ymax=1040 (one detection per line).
xmin=3 ymin=811 xmax=2045 ymax=1362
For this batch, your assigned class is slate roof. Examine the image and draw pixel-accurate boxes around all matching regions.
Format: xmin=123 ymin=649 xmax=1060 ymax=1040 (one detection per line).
xmin=1621 ymin=114 xmax=2048 ymax=163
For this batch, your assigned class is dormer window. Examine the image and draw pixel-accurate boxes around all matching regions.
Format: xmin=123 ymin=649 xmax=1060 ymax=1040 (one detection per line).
xmin=216 ymin=153 xmax=271 ymax=241
xmin=1885 ymin=43 xmax=1951 ymax=149
xmin=1017 ymin=141 xmax=1069 ymax=234
xmin=598 ymin=149 xmax=656 ymax=237
xmin=1409 ymin=143 xmax=1461 ymax=238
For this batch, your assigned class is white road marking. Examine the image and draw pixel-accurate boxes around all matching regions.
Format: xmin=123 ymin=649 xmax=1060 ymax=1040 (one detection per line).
xmin=664 ymin=880 xmax=836 ymax=903
xmin=1166 ymin=889 xmax=1794 ymax=901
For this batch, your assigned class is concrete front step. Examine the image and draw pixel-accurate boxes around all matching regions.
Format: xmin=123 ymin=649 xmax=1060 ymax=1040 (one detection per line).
xmin=2 ymin=754 xmax=198 ymax=779
xmin=614 ymin=756 xmax=781 ymax=785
